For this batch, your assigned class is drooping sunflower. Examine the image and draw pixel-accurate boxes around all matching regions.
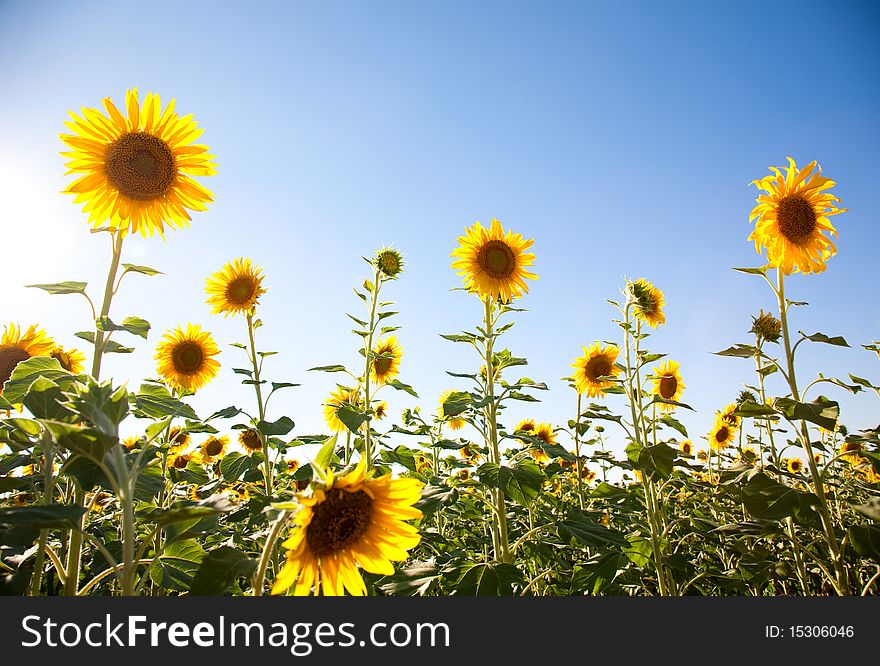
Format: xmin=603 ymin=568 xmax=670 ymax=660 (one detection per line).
xmin=514 ymin=418 xmax=537 ymax=434
xmin=50 ymin=345 xmax=86 ymax=374
xmin=155 ymin=324 xmax=220 ymax=391
xmin=438 ymin=390 xmax=466 ymax=430
xmin=708 ymin=419 xmax=737 ymax=451
xmin=238 ymin=428 xmax=263 ymax=453
xmin=748 ymin=157 xmax=847 ymax=275
xmin=323 ymin=386 xmax=363 ymax=434
xmin=169 ymin=449 xmax=201 ymax=470
xmin=0 ymin=324 xmax=55 ymax=392
xmin=571 ymin=342 xmax=621 ymax=398
xmin=450 ymin=218 xmax=537 ymax=301
xmin=373 ymin=401 xmax=388 ymax=420
xmin=271 ymin=457 xmax=423 ymax=596
xmin=60 ymin=88 xmax=216 ymax=237
xmin=200 ymin=435 xmax=230 ymax=462
xmin=627 ymin=278 xmax=666 ymax=328
xmin=205 ymin=257 xmax=267 ymax=317
xmin=650 ymin=360 xmax=685 ymax=411
xmin=370 ymin=336 xmax=402 ymax=385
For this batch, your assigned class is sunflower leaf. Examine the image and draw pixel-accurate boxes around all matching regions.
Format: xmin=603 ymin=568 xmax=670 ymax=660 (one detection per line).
xmin=308 ymin=364 xmax=349 ymax=373
xmin=386 ymin=379 xmax=418 ymax=398
xmin=477 ymin=461 xmax=544 ymax=506
xmin=95 ymin=315 xmax=151 ymax=339
xmin=121 ymin=263 xmax=163 ymax=277
xmin=257 ymin=416 xmax=294 ymax=436
xmin=800 ymin=331 xmax=849 ymax=347
xmin=25 ymin=281 xmax=88 ymax=295
xmin=774 ymin=396 xmax=839 ymax=430
xmin=189 ymin=546 xmax=256 ymax=595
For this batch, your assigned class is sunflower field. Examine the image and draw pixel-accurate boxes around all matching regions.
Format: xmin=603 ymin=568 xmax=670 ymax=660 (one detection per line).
xmin=1 ymin=88 xmax=878 ymax=598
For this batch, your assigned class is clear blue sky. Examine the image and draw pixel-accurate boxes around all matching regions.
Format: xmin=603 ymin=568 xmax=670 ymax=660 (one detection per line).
xmin=1 ymin=0 xmax=878 ymax=459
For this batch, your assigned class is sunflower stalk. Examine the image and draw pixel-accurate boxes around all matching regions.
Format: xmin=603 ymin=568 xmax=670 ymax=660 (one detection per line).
xmin=253 ymin=510 xmax=289 ymax=596
xmin=246 ymin=312 xmax=273 ymax=496
xmin=775 ymin=268 xmax=850 ymax=595
xmin=91 ymin=231 xmax=125 ymax=380
xmin=361 ymin=266 xmax=383 ymax=470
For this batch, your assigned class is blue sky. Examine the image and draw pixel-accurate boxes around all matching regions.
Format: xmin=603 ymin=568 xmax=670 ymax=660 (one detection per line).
xmin=1 ymin=0 xmax=878 ymax=459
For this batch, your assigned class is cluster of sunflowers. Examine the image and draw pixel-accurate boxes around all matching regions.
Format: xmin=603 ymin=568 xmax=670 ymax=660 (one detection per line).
xmin=1 ymin=89 xmax=878 ymax=597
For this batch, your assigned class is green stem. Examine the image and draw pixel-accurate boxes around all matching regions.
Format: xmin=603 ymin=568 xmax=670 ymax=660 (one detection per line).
xmin=253 ymin=511 xmax=289 ymax=596
xmin=246 ymin=313 xmax=272 ymax=495
xmin=776 ymin=267 xmax=850 ymax=595
xmin=362 ymin=268 xmax=381 ymax=470
xmin=91 ymin=231 xmax=125 ymax=380
xmin=63 ymin=484 xmax=85 ymax=595
xmin=573 ymin=392 xmax=585 ymax=510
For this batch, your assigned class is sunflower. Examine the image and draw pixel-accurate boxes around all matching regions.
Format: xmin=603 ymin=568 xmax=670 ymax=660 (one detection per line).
xmin=627 ymin=278 xmax=666 ymax=328
xmin=374 ymin=247 xmax=405 ymax=278
xmin=286 ymin=459 xmax=300 ymax=475
xmin=167 ymin=426 xmax=191 ymax=453
xmin=839 ymin=440 xmax=863 ymax=466
xmin=0 ymin=323 xmax=55 ymax=392
xmin=205 ymin=257 xmax=267 ymax=317
xmin=750 ymin=310 xmax=782 ymax=344
xmin=169 ymin=449 xmax=201 ymax=470
xmin=460 ymin=443 xmax=480 ymax=462
xmin=571 ymin=342 xmax=621 ymax=398
xmin=121 ymin=436 xmax=142 ymax=451
xmin=748 ymin=157 xmax=847 ymax=275
xmin=50 ymin=345 xmax=86 ymax=374
xmin=718 ymin=403 xmax=741 ymax=429
xmin=450 ymin=218 xmax=537 ymax=301
xmin=708 ymin=419 xmax=736 ymax=451
xmin=200 ymin=435 xmax=230 ymax=462
xmin=238 ymin=428 xmax=263 ymax=453
xmin=514 ymin=418 xmax=537 ymax=434
xmin=438 ymin=390 xmax=466 ymax=431
xmin=370 ymin=336 xmax=402 ymax=385
xmin=323 ymin=386 xmax=363 ymax=434
xmin=155 ymin=324 xmax=220 ymax=391
xmin=737 ymin=446 xmax=759 ymax=465
xmin=650 ymin=360 xmax=685 ymax=410
xmin=680 ymin=440 xmax=693 ymax=456
xmin=271 ymin=457 xmax=423 ymax=596
xmin=786 ymin=458 xmax=804 ymax=475
xmin=373 ymin=401 xmax=388 ymax=420
xmin=60 ymin=88 xmax=216 ymax=237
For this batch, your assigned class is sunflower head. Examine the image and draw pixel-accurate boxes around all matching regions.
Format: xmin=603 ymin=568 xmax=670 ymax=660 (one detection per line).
xmin=155 ymin=324 xmax=220 ymax=391
xmin=238 ymin=428 xmax=263 ymax=453
xmin=750 ymin=310 xmax=782 ymax=344
xmin=627 ymin=278 xmax=666 ymax=328
xmin=571 ymin=342 xmax=622 ymax=398
xmin=514 ymin=418 xmax=537 ymax=434
xmin=840 ymin=440 xmax=863 ymax=465
xmin=121 ymin=436 xmax=142 ymax=451
xmin=50 ymin=345 xmax=86 ymax=375
xmin=0 ymin=323 xmax=55 ymax=392
xmin=286 ymin=459 xmax=300 ymax=475
xmin=650 ymin=360 xmax=685 ymax=411
xmin=450 ymin=218 xmax=537 ymax=302
xmin=169 ymin=450 xmax=201 ymax=469
xmin=205 ymin=258 xmax=267 ymax=317
xmin=200 ymin=435 xmax=229 ymax=461
xmin=437 ymin=390 xmax=466 ymax=431
xmin=748 ymin=157 xmax=847 ymax=275
xmin=371 ymin=336 xmax=402 ymax=385
xmin=786 ymin=458 xmax=804 ymax=475
xmin=737 ymin=446 xmax=759 ymax=465
xmin=718 ymin=403 xmax=741 ymax=429
xmin=271 ymin=458 xmax=423 ymax=596
xmin=374 ymin=247 xmax=405 ymax=278
xmin=323 ymin=386 xmax=363 ymax=434
xmin=737 ymin=389 xmax=758 ymax=405
xmin=373 ymin=401 xmax=388 ymax=420
xmin=60 ymin=88 xmax=216 ymax=237
xmin=167 ymin=426 xmax=191 ymax=453
xmin=709 ymin=419 xmax=736 ymax=451
xmin=680 ymin=440 xmax=693 ymax=456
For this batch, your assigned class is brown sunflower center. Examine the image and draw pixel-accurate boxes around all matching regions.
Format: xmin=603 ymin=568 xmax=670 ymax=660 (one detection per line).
xmin=776 ymin=195 xmax=817 ymax=243
xmin=478 ymin=240 xmax=516 ymax=279
xmin=306 ymin=488 xmax=373 ymax=558
xmin=715 ymin=426 xmax=730 ymax=443
xmin=225 ymin=276 xmax=256 ymax=305
xmin=171 ymin=341 xmax=205 ymax=375
xmin=0 ymin=346 xmax=31 ymax=387
xmin=173 ymin=455 xmax=189 ymax=469
xmin=584 ymin=355 xmax=613 ymax=381
xmin=658 ymin=375 xmax=678 ymax=399
xmin=240 ymin=429 xmax=262 ymax=451
xmin=105 ymin=132 xmax=175 ymax=201
xmin=373 ymin=356 xmax=393 ymax=376
xmin=205 ymin=439 xmax=223 ymax=457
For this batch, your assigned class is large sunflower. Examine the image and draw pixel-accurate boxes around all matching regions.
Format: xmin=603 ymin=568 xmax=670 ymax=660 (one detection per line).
xmin=708 ymin=419 xmax=736 ymax=451
xmin=60 ymin=88 xmax=216 ymax=237
xmin=650 ymin=360 xmax=685 ymax=411
xmin=271 ymin=457 xmax=423 ymax=596
xmin=748 ymin=157 xmax=847 ymax=275
xmin=370 ymin=336 xmax=402 ymax=385
xmin=571 ymin=342 xmax=621 ymax=398
xmin=205 ymin=257 xmax=267 ymax=317
xmin=200 ymin=435 xmax=230 ymax=462
xmin=155 ymin=324 xmax=220 ymax=391
xmin=627 ymin=278 xmax=666 ymax=328
xmin=323 ymin=386 xmax=363 ymax=434
xmin=450 ymin=218 xmax=537 ymax=301
xmin=50 ymin=345 xmax=86 ymax=375
xmin=0 ymin=324 xmax=55 ymax=392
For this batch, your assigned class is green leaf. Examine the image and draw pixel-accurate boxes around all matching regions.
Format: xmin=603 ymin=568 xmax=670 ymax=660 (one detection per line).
xmin=121 ymin=263 xmax=163 ymax=277
xmin=377 ymin=559 xmax=439 ymax=596
xmin=714 ymin=344 xmax=760 ymax=358
xmin=800 ymin=331 xmax=849 ymax=347
xmin=149 ymin=539 xmax=206 ymax=591
xmin=440 ymin=333 xmax=476 ymax=343
xmin=477 ymin=461 xmax=545 ymax=506
xmin=144 ymin=496 xmax=235 ymax=526
xmin=850 ymin=498 xmax=880 ymax=522
xmin=623 ymin=534 xmax=654 ymax=567
xmin=415 ymin=484 xmax=459 ymax=515
xmin=132 ymin=383 xmax=198 ymax=421
xmin=847 ymin=525 xmax=880 ymax=563
xmin=380 ymin=445 xmax=418 ymax=472
xmin=774 ymin=396 xmax=839 ymax=430
xmin=559 ymin=511 xmax=629 ymax=548
xmin=627 ymin=441 xmax=677 ymax=481
xmin=386 ymin=379 xmax=418 ymax=398
xmin=103 ymin=340 xmax=134 ymax=354
xmin=21 ymin=377 xmax=73 ymax=420
xmin=63 ymin=378 xmax=129 ymax=437
xmin=219 ymin=452 xmax=250 ymax=482
xmin=257 ymin=416 xmax=295 ymax=436
xmin=26 ymin=281 xmax=88 ymax=295
xmin=732 ymin=266 xmax=769 ymax=276
xmin=45 ymin=422 xmax=117 ymax=462
xmin=313 ymin=435 xmax=338 ymax=472
xmin=659 ymin=414 xmax=688 ymax=437
xmin=336 ymin=405 xmax=370 ymax=433
xmin=75 ymin=331 xmax=96 ymax=344
xmin=0 ymin=504 xmax=86 ymax=529
xmin=270 ymin=382 xmax=300 ymax=393
xmin=206 ymin=406 xmax=242 ymax=421
xmin=189 ymin=547 xmax=256 ymax=595
xmin=454 ymin=562 xmax=523 ymax=596
xmin=441 ymin=390 xmax=474 ymax=417
xmin=96 ymin=315 xmax=151 ymax=340
xmin=308 ymin=364 xmax=348 ymax=373
xmin=733 ymin=400 xmax=779 ymax=419
xmin=740 ymin=472 xmax=818 ymax=521
xmin=571 ymin=553 xmax=624 ymax=595
xmin=2 ymin=356 xmax=75 ymax=404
